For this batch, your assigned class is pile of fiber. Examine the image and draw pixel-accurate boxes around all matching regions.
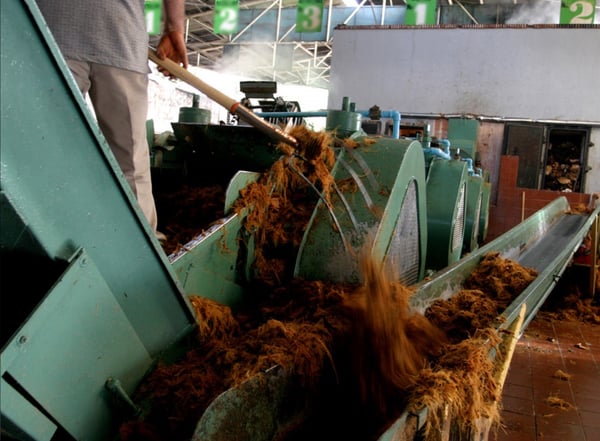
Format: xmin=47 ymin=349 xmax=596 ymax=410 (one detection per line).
xmin=121 ymin=126 xmax=539 ymax=441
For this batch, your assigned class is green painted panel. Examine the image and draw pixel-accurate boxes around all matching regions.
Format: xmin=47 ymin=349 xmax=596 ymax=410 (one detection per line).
xmin=0 ymin=0 xmax=194 ymax=355
xmin=1 ymin=249 xmax=152 ymax=441
xmin=170 ymin=213 xmax=248 ymax=309
xmin=425 ymin=159 xmax=469 ymax=271
xmin=1 ymin=378 xmax=57 ymax=441
xmin=463 ymin=175 xmax=484 ymax=253
xmin=295 ymin=138 xmax=427 ymax=284
xmin=478 ymin=181 xmax=491 ymax=243
xmin=447 ymin=118 xmax=480 ymax=159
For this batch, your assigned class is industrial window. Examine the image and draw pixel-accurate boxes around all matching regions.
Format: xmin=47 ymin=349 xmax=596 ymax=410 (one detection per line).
xmin=503 ymin=123 xmax=590 ymax=193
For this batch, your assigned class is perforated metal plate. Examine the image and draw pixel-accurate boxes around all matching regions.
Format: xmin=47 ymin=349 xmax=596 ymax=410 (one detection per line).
xmin=452 ymin=183 xmax=467 ymax=253
xmin=384 ymin=180 xmax=420 ymax=285
xmin=296 ymin=138 xmax=427 ymax=284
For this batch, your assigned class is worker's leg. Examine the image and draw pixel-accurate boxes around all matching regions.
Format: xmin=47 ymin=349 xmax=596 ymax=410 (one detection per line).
xmin=65 ymin=59 xmax=92 ymax=94
xmin=82 ymin=63 xmax=158 ymax=232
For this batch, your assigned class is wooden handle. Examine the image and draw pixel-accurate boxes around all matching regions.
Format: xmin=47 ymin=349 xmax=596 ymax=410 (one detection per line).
xmin=148 ymin=49 xmax=237 ymax=111
xmin=148 ymin=49 xmax=298 ymax=147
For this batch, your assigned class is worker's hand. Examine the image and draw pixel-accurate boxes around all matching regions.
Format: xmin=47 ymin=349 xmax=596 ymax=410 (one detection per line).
xmin=156 ymin=31 xmax=189 ymax=78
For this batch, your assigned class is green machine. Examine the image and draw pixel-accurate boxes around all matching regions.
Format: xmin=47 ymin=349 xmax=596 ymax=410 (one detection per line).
xmin=1 ymin=1 xmax=196 ymax=439
xmin=295 ymin=137 xmax=428 ymax=286
xmin=463 ymin=174 xmax=484 ymax=253
xmin=479 ymin=173 xmax=492 ymax=243
xmin=446 ymin=117 xmax=490 ymax=252
xmin=424 ymin=158 xmax=469 ymax=271
xmin=325 ymin=96 xmax=363 ymax=137
xmin=3 ymin=1 xmax=599 ymax=440
xmin=447 ymin=117 xmax=479 ymax=159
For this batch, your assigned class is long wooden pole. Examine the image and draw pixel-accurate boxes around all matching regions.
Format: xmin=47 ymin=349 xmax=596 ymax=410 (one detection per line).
xmin=148 ymin=49 xmax=298 ymax=148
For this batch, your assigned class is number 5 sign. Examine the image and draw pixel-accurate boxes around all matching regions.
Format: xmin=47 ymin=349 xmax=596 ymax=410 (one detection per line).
xmin=560 ymin=0 xmax=596 ymax=24
xmin=214 ymin=0 xmax=239 ymax=35
xmin=297 ymin=0 xmax=324 ymax=33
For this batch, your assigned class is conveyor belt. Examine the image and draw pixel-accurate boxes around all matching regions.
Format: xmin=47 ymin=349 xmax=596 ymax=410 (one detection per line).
xmin=518 ymin=213 xmax=589 ymax=271
xmin=377 ymin=200 xmax=599 ymax=441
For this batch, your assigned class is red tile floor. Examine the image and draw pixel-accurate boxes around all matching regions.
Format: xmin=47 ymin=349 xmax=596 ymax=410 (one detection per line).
xmin=491 ymin=312 xmax=600 ymax=441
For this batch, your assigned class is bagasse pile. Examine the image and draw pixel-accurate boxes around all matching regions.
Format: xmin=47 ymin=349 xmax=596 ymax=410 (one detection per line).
xmin=538 ymin=266 xmax=600 ymax=324
xmin=412 ymin=252 xmax=538 ymax=439
xmin=120 ymin=126 xmax=539 ymax=441
xmin=155 ymin=184 xmax=226 ymax=256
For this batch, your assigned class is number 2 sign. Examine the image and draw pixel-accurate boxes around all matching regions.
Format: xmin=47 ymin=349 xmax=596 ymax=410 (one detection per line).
xmin=297 ymin=0 xmax=324 ymax=33
xmin=214 ymin=0 xmax=239 ymax=35
xmin=560 ymin=0 xmax=596 ymax=24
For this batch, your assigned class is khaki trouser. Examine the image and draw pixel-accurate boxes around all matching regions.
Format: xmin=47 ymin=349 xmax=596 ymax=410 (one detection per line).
xmin=66 ymin=59 xmax=158 ymax=232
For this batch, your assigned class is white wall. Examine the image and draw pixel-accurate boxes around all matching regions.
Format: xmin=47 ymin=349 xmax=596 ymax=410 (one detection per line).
xmin=329 ymin=26 xmax=600 ymax=123
xmin=329 ymin=26 xmax=600 ymax=193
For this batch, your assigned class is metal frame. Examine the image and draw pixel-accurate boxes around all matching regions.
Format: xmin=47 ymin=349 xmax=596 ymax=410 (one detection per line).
xmin=156 ymin=0 xmax=587 ymax=88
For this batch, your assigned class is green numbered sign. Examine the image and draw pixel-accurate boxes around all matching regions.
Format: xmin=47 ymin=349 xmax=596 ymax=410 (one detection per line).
xmin=144 ymin=0 xmax=162 ymax=35
xmin=214 ymin=0 xmax=239 ymax=35
xmin=560 ymin=0 xmax=596 ymax=24
xmin=405 ymin=0 xmax=437 ymax=25
xmin=297 ymin=0 xmax=324 ymax=33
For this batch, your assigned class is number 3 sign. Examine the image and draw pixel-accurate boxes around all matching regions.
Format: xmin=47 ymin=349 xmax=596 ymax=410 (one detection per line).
xmin=214 ymin=0 xmax=239 ymax=35
xmin=560 ymin=0 xmax=596 ymax=24
xmin=297 ymin=0 xmax=324 ymax=33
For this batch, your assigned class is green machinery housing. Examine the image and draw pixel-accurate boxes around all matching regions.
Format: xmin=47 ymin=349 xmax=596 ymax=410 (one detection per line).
xmin=2 ymin=1 xmax=598 ymax=440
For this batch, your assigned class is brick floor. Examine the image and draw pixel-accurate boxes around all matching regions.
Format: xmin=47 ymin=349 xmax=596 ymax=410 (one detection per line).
xmin=491 ymin=315 xmax=600 ymax=441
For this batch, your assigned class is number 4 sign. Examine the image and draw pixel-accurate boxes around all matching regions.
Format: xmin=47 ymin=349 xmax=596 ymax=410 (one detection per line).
xmin=214 ymin=0 xmax=239 ymax=35
xmin=297 ymin=0 xmax=324 ymax=33
xmin=560 ymin=0 xmax=596 ymax=23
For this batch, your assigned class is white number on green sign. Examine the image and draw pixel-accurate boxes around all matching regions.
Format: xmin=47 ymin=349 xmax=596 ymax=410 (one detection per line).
xmin=297 ymin=1 xmax=323 ymax=32
xmin=404 ymin=0 xmax=436 ymax=25
xmin=214 ymin=1 xmax=239 ymax=34
xmin=560 ymin=0 xmax=596 ymax=24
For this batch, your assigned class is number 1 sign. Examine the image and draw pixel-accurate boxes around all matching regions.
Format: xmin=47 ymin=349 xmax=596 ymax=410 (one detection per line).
xmin=405 ymin=0 xmax=437 ymax=26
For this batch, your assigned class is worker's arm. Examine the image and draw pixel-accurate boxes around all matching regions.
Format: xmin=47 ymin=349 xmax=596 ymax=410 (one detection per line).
xmin=156 ymin=0 xmax=189 ymax=76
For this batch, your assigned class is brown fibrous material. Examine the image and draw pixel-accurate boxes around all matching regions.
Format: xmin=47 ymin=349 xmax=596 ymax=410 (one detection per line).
xmin=124 ymin=126 xmax=542 ymax=441
xmin=553 ymin=369 xmax=572 ymax=381
xmin=545 ymin=395 xmax=576 ymax=411
xmin=343 ymin=256 xmax=447 ymax=424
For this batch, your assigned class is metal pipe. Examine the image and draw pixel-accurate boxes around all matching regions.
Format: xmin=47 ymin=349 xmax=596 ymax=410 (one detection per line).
xmin=230 ymin=0 xmax=279 ymax=43
xmin=455 ymin=0 xmax=480 ymax=24
xmin=256 ymin=111 xmax=328 ymax=118
xmin=399 ymin=112 xmax=600 ymax=127
xmin=438 ymin=139 xmax=451 ymax=155
xmin=105 ymin=377 xmax=140 ymax=416
xmin=423 ymin=147 xmax=452 ymax=161
xmin=344 ymin=0 xmax=369 ymax=25
xmin=326 ymin=0 xmax=334 ymax=41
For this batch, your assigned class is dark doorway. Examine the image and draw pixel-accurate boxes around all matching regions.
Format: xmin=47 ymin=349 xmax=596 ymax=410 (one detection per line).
xmin=543 ymin=128 xmax=589 ymax=192
xmin=504 ymin=123 xmax=590 ymax=193
xmin=504 ymin=123 xmax=546 ymax=189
